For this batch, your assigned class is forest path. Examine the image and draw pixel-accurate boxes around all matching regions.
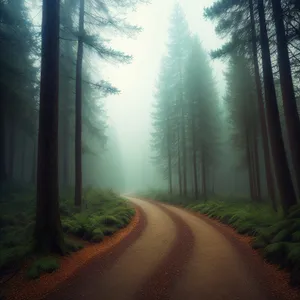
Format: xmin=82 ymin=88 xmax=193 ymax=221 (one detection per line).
xmin=43 ymin=197 xmax=275 ymax=300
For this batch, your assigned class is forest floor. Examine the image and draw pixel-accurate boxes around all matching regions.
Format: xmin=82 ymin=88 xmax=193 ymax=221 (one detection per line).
xmin=3 ymin=197 xmax=300 ymax=300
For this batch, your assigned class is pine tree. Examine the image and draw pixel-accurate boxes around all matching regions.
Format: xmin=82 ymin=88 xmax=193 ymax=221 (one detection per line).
xmin=35 ymin=0 xmax=65 ymax=253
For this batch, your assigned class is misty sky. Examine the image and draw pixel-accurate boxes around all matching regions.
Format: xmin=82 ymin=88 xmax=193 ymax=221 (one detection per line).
xmin=102 ymin=0 xmax=227 ymax=190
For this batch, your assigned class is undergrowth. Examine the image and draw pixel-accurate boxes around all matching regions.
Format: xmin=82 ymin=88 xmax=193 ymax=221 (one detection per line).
xmin=0 ymin=186 xmax=134 ymax=279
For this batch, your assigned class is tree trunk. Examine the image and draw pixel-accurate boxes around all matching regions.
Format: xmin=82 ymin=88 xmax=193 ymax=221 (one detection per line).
xmin=246 ymin=132 xmax=255 ymax=200
xmin=181 ymin=102 xmax=187 ymax=196
xmin=0 ymin=95 xmax=6 ymax=185
xmin=249 ymin=0 xmax=276 ymax=208
xmin=74 ymin=0 xmax=85 ymax=207
xmin=271 ymin=0 xmax=300 ymax=195
xmin=31 ymin=137 xmax=37 ymax=185
xmin=21 ymin=134 xmax=26 ymax=182
xmin=211 ymin=168 xmax=215 ymax=194
xmin=201 ymin=150 xmax=207 ymax=201
xmin=253 ymin=135 xmax=262 ymax=201
xmin=35 ymin=0 xmax=65 ymax=254
xmin=177 ymin=127 xmax=182 ymax=195
xmin=167 ymin=117 xmax=173 ymax=194
xmin=257 ymin=0 xmax=297 ymax=213
xmin=62 ymin=115 xmax=69 ymax=188
xmin=191 ymin=113 xmax=198 ymax=199
xmin=9 ymin=114 xmax=15 ymax=180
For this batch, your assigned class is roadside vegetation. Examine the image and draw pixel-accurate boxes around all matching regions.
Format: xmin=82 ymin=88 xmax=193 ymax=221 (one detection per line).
xmin=139 ymin=190 xmax=300 ymax=287
xmin=0 ymin=186 xmax=134 ymax=280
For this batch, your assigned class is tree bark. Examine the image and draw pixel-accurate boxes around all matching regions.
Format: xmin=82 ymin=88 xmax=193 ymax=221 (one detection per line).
xmin=35 ymin=0 xmax=65 ymax=254
xmin=257 ymin=0 xmax=297 ymax=213
xmin=271 ymin=0 xmax=300 ymax=194
xmin=249 ymin=0 xmax=276 ymax=208
xmin=74 ymin=0 xmax=85 ymax=207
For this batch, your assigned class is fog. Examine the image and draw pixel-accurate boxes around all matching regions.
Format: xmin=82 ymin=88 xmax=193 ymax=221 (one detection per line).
xmin=100 ymin=0 xmax=227 ymax=192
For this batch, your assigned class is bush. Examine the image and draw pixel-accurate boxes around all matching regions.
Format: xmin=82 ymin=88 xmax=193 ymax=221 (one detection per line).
xmin=27 ymin=257 xmax=59 ymax=279
xmin=60 ymin=189 xmax=135 ymax=242
xmin=91 ymin=228 xmax=104 ymax=242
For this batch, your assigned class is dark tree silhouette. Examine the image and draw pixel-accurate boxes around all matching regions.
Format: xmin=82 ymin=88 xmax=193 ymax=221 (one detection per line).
xmin=34 ymin=0 xmax=65 ymax=253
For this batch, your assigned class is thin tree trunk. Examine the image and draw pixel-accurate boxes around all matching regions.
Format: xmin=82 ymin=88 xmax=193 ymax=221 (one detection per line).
xmin=21 ymin=134 xmax=26 ymax=182
xmin=181 ymin=102 xmax=187 ymax=196
xmin=211 ymin=168 xmax=215 ymax=194
xmin=249 ymin=0 xmax=276 ymax=208
xmin=74 ymin=0 xmax=85 ymax=207
xmin=35 ymin=0 xmax=65 ymax=254
xmin=271 ymin=0 xmax=300 ymax=194
xmin=62 ymin=115 xmax=69 ymax=188
xmin=246 ymin=131 xmax=255 ymax=200
xmin=257 ymin=0 xmax=297 ymax=213
xmin=9 ymin=114 xmax=15 ymax=180
xmin=253 ymin=135 xmax=262 ymax=201
xmin=191 ymin=114 xmax=198 ymax=199
xmin=201 ymin=150 xmax=207 ymax=201
xmin=177 ymin=127 xmax=182 ymax=195
xmin=31 ymin=137 xmax=37 ymax=185
xmin=167 ymin=117 xmax=173 ymax=194
xmin=0 ymin=96 xmax=6 ymax=185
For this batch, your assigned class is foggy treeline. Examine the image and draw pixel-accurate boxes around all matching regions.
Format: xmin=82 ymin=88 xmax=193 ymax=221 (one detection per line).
xmin=0 ymin=0 xmax=134 ymax=195
xmin=151 ymin=0 xmax=300 ymax=214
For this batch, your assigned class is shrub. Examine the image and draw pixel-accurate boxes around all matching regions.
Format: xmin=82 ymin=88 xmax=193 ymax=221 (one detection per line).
xmin=91 ymin=228 xmax=104 ymax=242
xmin=27 ymin=256 xmax=59 ymax=279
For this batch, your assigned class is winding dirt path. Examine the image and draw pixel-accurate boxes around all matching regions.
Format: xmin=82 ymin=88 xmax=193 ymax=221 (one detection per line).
xmin=12 ymin=197 xmax=299 ymax=300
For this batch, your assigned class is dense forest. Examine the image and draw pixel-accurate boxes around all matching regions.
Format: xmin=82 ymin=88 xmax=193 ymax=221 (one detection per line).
xmin=1 ymin=0 xmax=300 ymax=298
xmin=151 ymin=0 xmax=300 ymax=213
xmin=0 ymin=0 xmax=142 ymax=266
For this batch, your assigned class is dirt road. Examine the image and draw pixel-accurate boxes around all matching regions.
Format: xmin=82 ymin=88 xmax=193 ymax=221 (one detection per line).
xmin=42 ymin=197 xmax=283 ymax=300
